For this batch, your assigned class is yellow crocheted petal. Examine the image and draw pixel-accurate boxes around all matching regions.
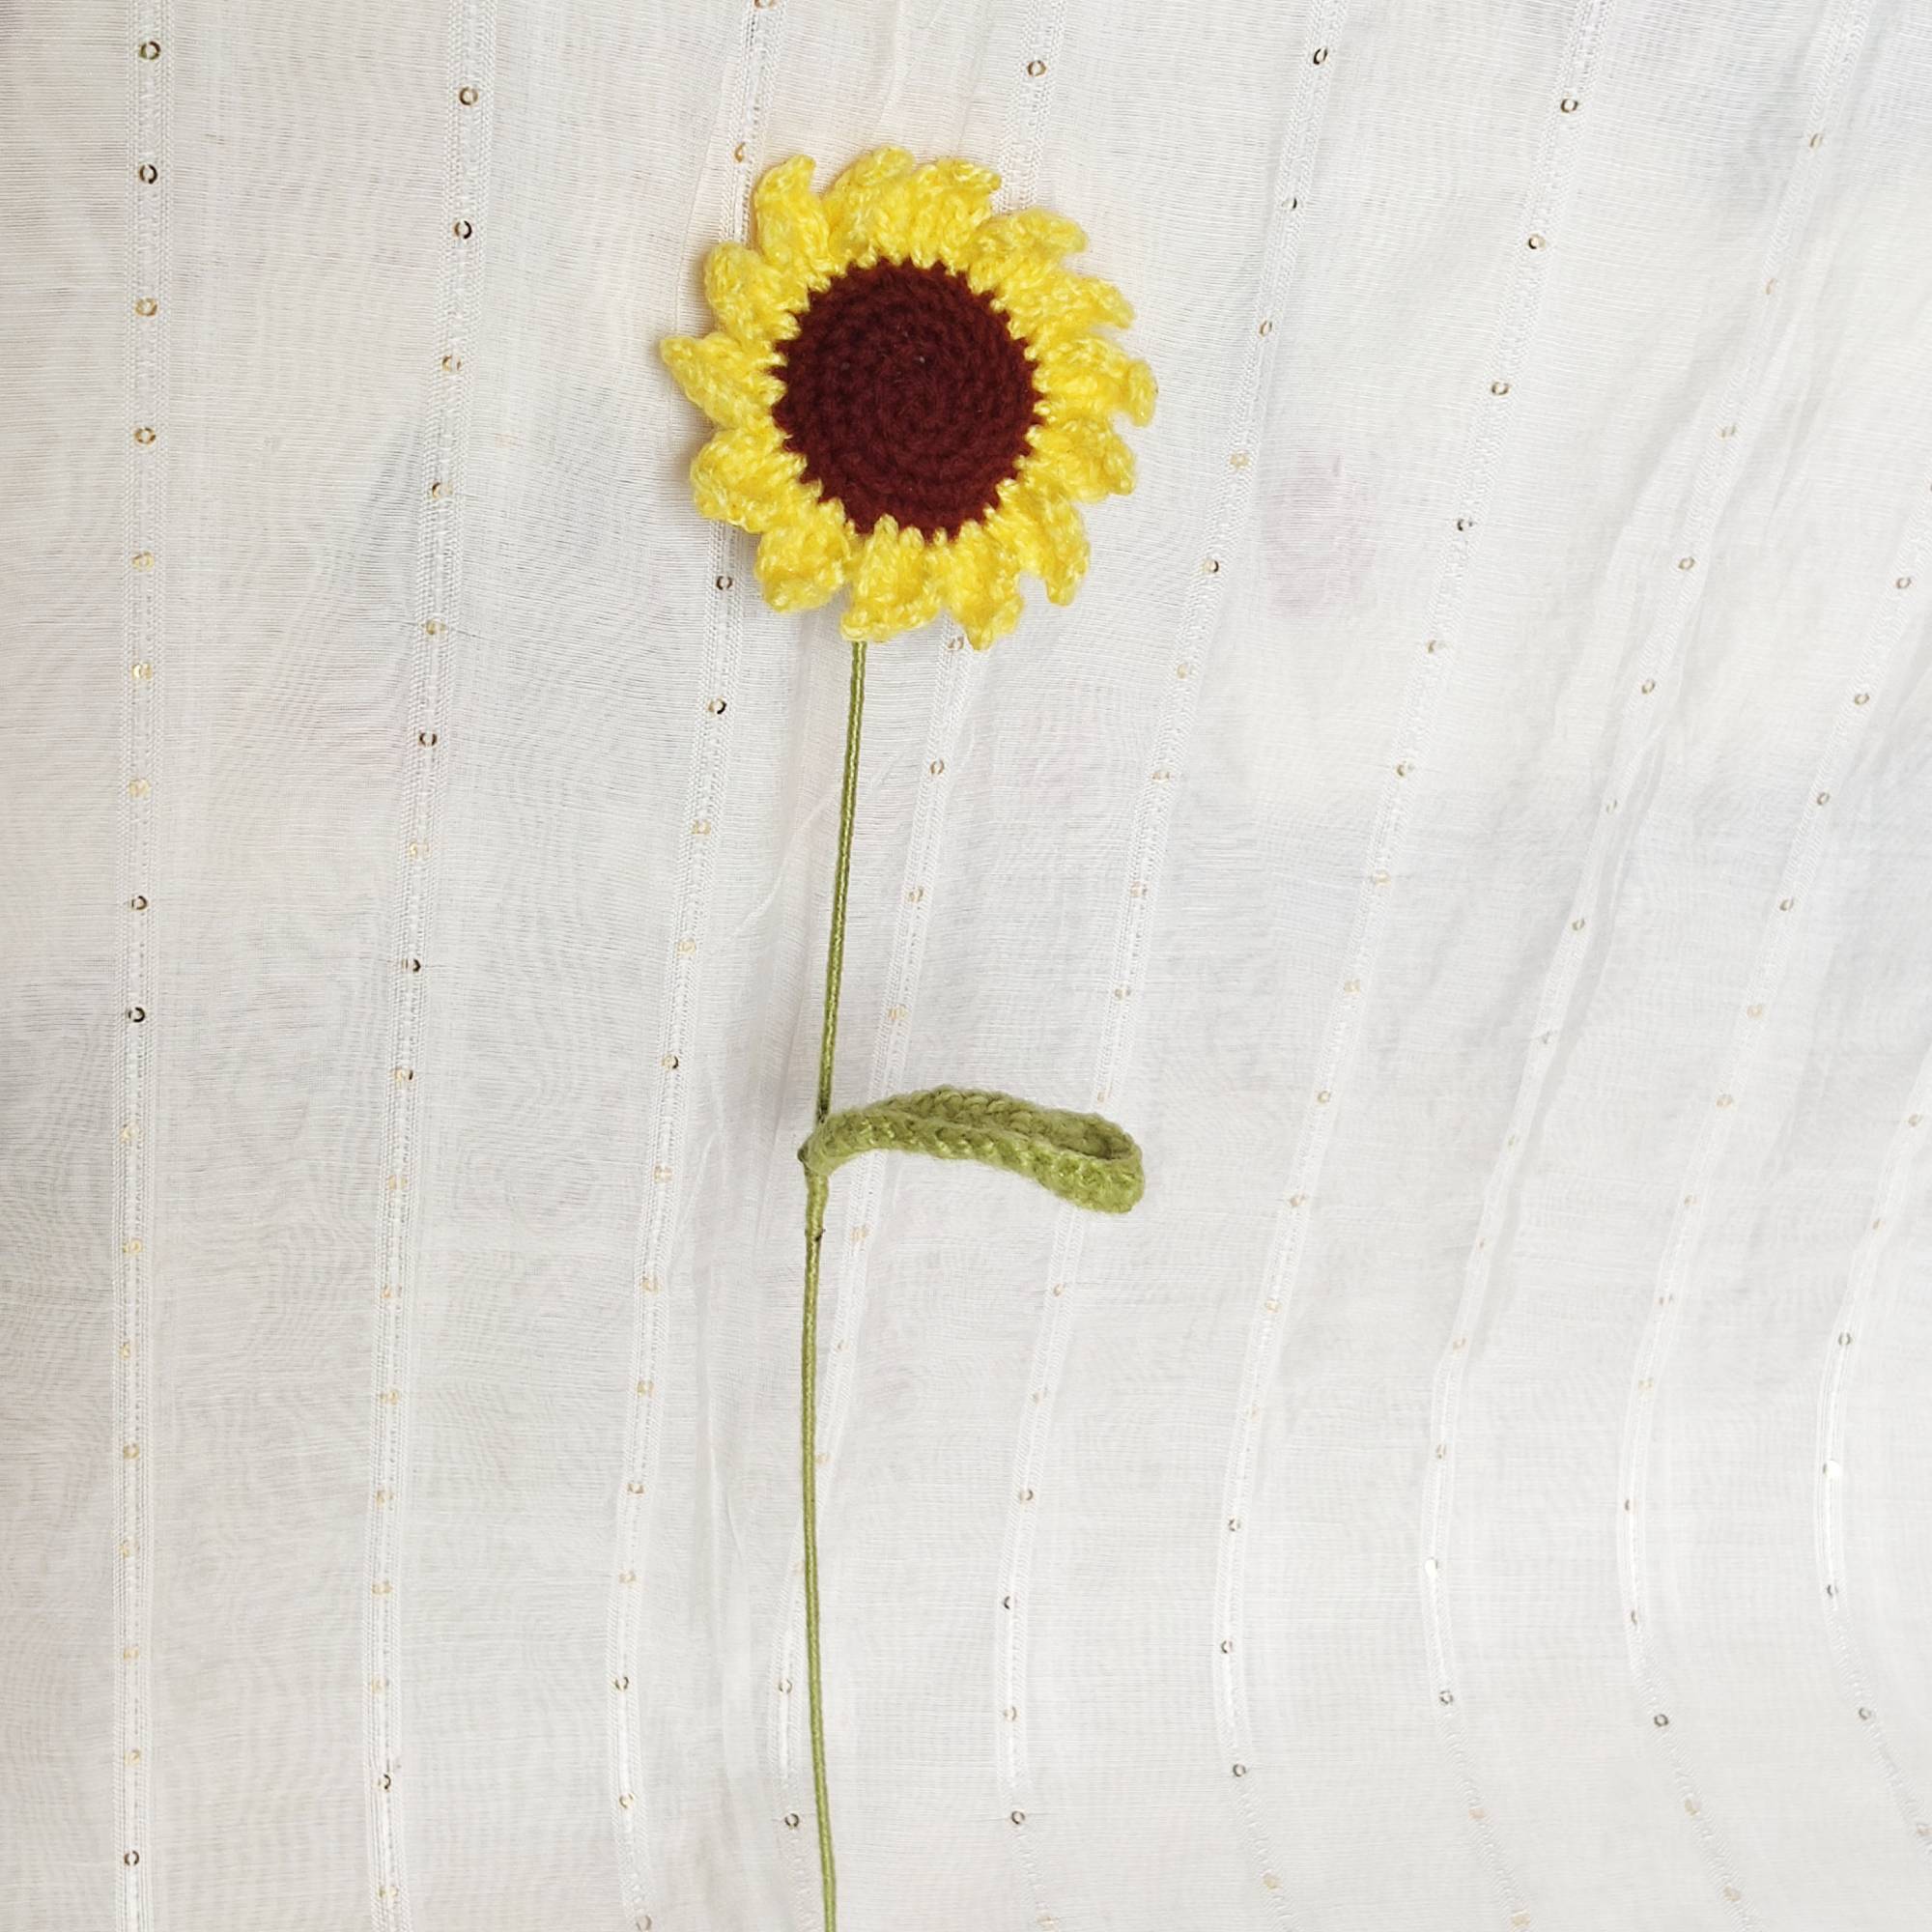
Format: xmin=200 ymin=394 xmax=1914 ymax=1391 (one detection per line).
xmin=690 ymin=421 xmax=806 ymax=534
xmin=839 ymin=172 xmax=927 ymax=265
xmin=1027 ymin=416 xmax=1136 ymax=503
xmin=823 ymin=144 xmax=919 ymax=211
xmin=822 ymin=145 xmax=919 ymax=263
xmin=987 ymin=477 xmax=1091 ymax=605
xmin=899 ymin=159 xmax=1003 ymax=269
xmin=1035 ymin=336 xmax=1157 ymax=429
xmin=752 ymin=156 xmax=836 ymax=284
xmin=660 ymin=330 xmax=780 ymax=430
xmin=840 ymin=518 xmax=945 ymax=641
xmin=754 ymin=493 xmax=859 ymax=611
xmin=979 ymin=257 xmax=1134 ymax=352
xmin=943 ymin=521 xmax=1026 ymax=649
xmin=968 ymin=209 xmax=1088 ymax=265
xmin=702 ymin=241 xmax=805 ymax=347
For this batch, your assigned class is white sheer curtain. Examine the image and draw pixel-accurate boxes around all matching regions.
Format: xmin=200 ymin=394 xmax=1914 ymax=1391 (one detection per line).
xmin=4 ymin=2 xmax=1930 ymax=1928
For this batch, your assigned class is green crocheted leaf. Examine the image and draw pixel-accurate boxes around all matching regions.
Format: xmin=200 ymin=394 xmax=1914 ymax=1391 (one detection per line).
xmin=799 ymin=1085 xmax=1144 ymax=1214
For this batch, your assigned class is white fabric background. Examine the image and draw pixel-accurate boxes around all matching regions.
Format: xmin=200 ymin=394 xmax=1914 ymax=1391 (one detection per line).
xmin=4 ymin=2 xmax=1931 ymax=1928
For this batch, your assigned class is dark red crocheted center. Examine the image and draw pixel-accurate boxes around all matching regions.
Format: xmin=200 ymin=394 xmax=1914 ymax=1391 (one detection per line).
xmin=772 ymin=259 xmax=1040 ymax=539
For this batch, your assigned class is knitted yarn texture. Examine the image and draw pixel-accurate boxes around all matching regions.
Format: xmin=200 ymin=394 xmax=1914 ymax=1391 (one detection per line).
xmin=773 ymin=259 xmax=1043 ymax=539
xmin=801 ymin=1086 xmax=1144 ymax=1213
xmin=661 ymin=148 xmax=1154 ymax=645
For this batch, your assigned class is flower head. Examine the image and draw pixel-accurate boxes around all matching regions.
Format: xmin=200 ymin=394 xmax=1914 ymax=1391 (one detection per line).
xmin=662 ymin=149 xmax=1155 ymax=648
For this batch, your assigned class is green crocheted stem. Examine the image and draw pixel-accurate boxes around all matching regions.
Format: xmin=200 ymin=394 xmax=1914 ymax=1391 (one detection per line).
xmin=797 ymin=639 xmax=1145 ymax=1932
xmin=801 ymin=1086 xmax=1145 ymax=1213
xmin=799 ymin=1163 xmax=835 ymax=1932
xmin=798 ymin=639 xmax=867 ymax=1932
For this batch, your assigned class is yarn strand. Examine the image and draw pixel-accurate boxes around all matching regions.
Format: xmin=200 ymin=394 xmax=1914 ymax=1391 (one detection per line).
xmin=801 ymin=1162 xmax=836 ymax=1931
xmin=817 ymin=640 xmax=868 ymax=1125
xmin=802 ymin=637 xmax=867 ymax=1932
xmin=796 ymin=636 xmax=1144 ymax=1932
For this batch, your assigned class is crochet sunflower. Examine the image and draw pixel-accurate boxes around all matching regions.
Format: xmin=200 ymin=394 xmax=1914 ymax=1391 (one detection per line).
xmin=660 ymin=150 xmax=1151 ymax=1932
xmin=661 ymin=147 xmax=1155 ymax=647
